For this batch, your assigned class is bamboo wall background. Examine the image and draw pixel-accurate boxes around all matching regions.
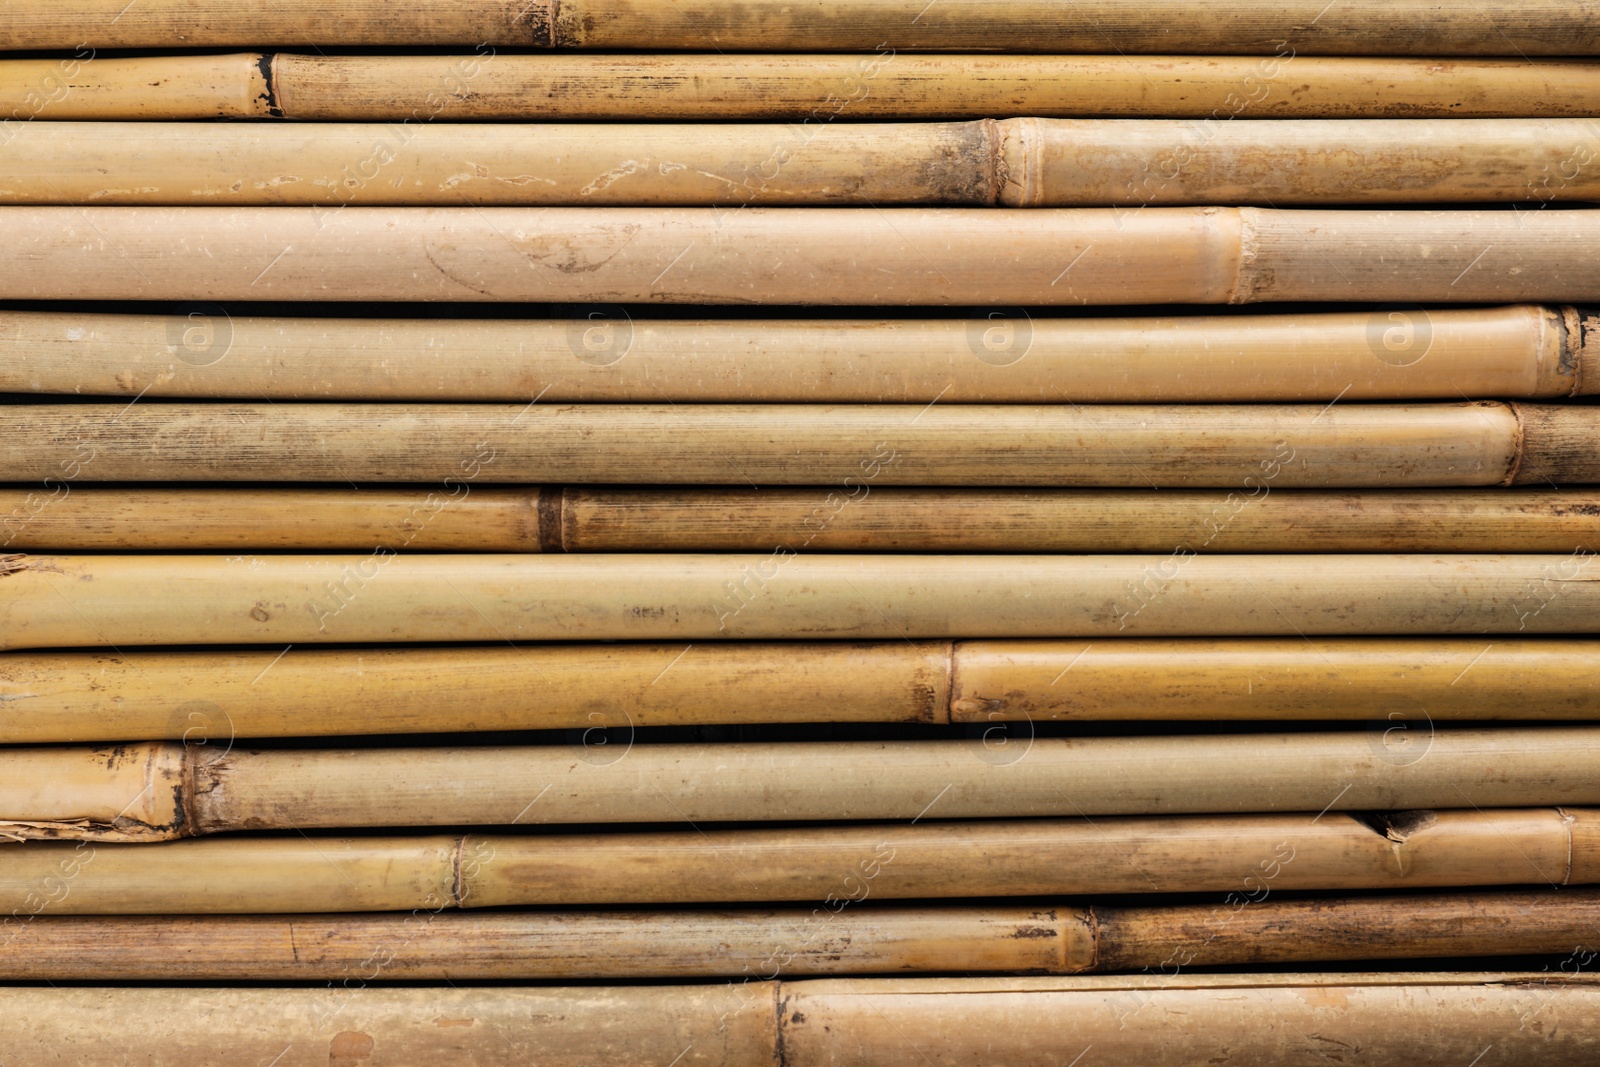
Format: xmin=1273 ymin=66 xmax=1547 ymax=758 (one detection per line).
xmin=1 ymin=3 xmax=1599 ymax=1064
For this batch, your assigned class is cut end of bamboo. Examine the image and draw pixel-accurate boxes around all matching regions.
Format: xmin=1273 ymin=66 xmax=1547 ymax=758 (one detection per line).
xmin=1511 ymin=404 xmax=1600 ymax=485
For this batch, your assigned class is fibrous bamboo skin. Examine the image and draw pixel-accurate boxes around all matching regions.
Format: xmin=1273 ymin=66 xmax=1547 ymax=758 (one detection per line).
xmin=5 ymin=120 xmax=1600 ymax=206
xmin=3 ymin=890 xmax=1595 ymax=979
xmin=2 ymin=305 xmax=1589 ymax=402
xmin=3 ymin=206 xmax=1600 ymax=304
xmin=6 ymin=402 xmax=1599 ymax=486
xmin=6 ymin=730 xmax=1597 ymax=841
xmin=5 ymin=554 xmax=1600 ymax=651
xmin=0 ymin=810 xmax=1591 ymax=913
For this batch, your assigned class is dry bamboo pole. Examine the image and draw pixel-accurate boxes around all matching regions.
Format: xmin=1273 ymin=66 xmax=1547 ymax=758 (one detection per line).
xmin=5 ymin=553 xmax=1600 ymax=651
xmin=7 ymin=729 xmax=1597 ymax=842
xmin=8 ymin=119 xmax=1600 ymax=207
xmin=9 ymin=53 xmax=1600 ymax=121
xmin=3 ymin=890 xmax=1595 ymax=980
xmin=8 ymin=1 xmax=1600 ymax=54
xmin=2 ymin=305 xmax=1590 ymax=402
xmin=6 ymin=488 xmax=1599 ymax=554
xmin=5 ymin=402 xmax=1599 ymax=486
xmin=1 ymin=809 xmax=1593 ymax=913
xmin=3 ymin=206 xmax=1599 ymax=304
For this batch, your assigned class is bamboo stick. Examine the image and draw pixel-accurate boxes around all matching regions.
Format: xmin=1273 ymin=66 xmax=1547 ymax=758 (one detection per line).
xmin=0 ymin=809 xmax=1592 ymax=913
xmin=3 ymin=206 xmax=1598 ymax=304
xmin=6 ymin=488 xmax=1598 ymax=554
xmin=6 ymin=402 xmax=1599 ymax=486
xmin=7 ymin=730 xmax=1596 ymax=841
xmin=7 ymin=1 xmax=1600 ymax=54
xmin=7 ymin=119 xmax=1600 ymax=206
xmin=9 ymin=53 xmax=1600 ymax=121
xmin=5 ymin=637 xmax=1600 ymax=742
xmin=5 ymin=553 xmax=1600 ymax=651
xmin=3 ymin=889 xmax=1594 ymax=980
xmin=2 ymin=305 xmax=1589 ymax=402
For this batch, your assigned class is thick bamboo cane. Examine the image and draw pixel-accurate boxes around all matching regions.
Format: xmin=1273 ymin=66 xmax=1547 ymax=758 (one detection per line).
xmin=6 ymin=730 xmax=1595 ymax=842
xmin=7 ymin=119 xmax=1600 ymax=206
xmin=2 ymin=890 xmax=1594 ymax=980
xmin=2 ymin=305 xmax=1590 ymax=402
xmin=6 ymin=488 xmax=1598 ymax=554
xmin=5 ymin=402 xmax=1598 ymax=486
xmin=4 ymin=637 xmax=1599 ymax=742
xmin=4 ymin=553 xmax=1600 ymax=650
xmin=0 ymin=809 xmax=1593 ymax=913
xmin=7 ymin=1 xmax=1600 ymax=54
xmin=8 ymin=53 xmax=1600 ymax=121
xmin=3 ymin=206 xmax=1598 ymax=304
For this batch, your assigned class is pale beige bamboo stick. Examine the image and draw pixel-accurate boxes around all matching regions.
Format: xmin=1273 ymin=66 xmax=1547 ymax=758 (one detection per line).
xmin=1 ymin=809 xmax=1591 ymax=913
xmin=7 ymin=729 xmax=1595 ymax=842
xmin=6 ymin=488 xmax=1598 ymax=554
xmin=6 ymin=402 xmax=1599 ymax=486
xmin=7 ymin=119 xmax=1600 ymax=206
xmin=0 ymin=53 xmax=268 ymax=123
xmin=2 ymin=305 xmax=1589 ymax=402
xmin=5 ymin=553 xmax=1600 ymax=651
xmin=3 ymin=206 xmax=1598 ymax=304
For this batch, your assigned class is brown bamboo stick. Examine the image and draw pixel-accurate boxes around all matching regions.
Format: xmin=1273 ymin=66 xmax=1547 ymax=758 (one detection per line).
xmin=3 ymin=890 xmax=1595 ymax=980
xmin=5 ymin=553 xmax=1600 ymax=651
xmin=6 ymin=402 xmax=1599 ymax=486
xmin=2 ymin=305 xmax=1589 ymax=402
xmin=8 ymin=53 xmax=1600 ymax=121
xmin=7 ymin=119 xmax=1600 ymax=206
xmin=1 ymin=809 xmax=1592 ymax=913
xmin=4 ymin=206 xmax=1599 ymax=304
xmin=7 ymin=1 xmax=1600 ymax=54
xmin=6 ymin=488 xmax=1598 ymax=554
xmin=7 ymin=730 xmax=1595 ymax=842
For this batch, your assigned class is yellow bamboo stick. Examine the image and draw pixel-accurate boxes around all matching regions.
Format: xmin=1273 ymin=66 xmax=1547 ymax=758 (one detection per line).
xmin=2 ymin=305 xmax=1589 ymax=402
xmin=2 ymin=206 xmax=1597 ymax=304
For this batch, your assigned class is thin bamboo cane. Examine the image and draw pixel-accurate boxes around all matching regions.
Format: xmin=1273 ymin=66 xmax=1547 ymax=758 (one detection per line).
xmin=7 ymin=730 xmax=1595 ymax=841
xmin=7 ymin=1 xmax=1600 ymax=54
xmin=6 ymin=488 xmax=1598 ymax=554
xmin=8 ymin=53 xmax=1600 ymax=121
xmin=7 ymin=119 xmax=1600 ymax=206
xmin=5 ymin=402 xmax=1599 ymax=486
xmin=2 ymin=305 xmax=1589 ymax=402
xmin=2 ymin=890 xmax=1594 ymax=979
xmin=5 ymin=553 xmax=1600 ymax=651
xmin=0 ymin=809 xmax=1591 ymax=913
xmin=3 ymin=206 xmax=1598 ymax=304
xmin=4 ymin=637 xmax=1600 ymax=742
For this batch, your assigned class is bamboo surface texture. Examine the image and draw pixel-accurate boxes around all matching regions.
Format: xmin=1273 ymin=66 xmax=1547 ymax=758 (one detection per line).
xmin=3 ymin=890 xmax=1595 ymax=980
xmin=7 ymin=119 xmax=1600 ymax=206
xmin=5 ymin=402 xmax=1598 ymax=486
xmin=6 ymin=1 xmax=1600 ymax=53
xmin=5 ymin=554 xmax=1600 ymax=650
xmin=4 ymin=729 xmax=1594 ymax=841
xmin=3 ymin=206 xmax=1598 ymax=304
xmin=4 ymin=638 xmax=1600 ymax=742
xmin=8 ymin=53 xmax=1600 ymax=121
xmin=1 ymin=809 xmax=1593 ymax=912
xmin=3 ymin=305 xmax=1591 ymax=402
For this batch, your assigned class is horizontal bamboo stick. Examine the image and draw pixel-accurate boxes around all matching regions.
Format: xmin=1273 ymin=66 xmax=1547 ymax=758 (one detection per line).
xmin=7 ymin=730 xmax=1595 ymax=841
xmin=7 ymin=1 xmax=1600 ymax=53
xmin=6 ymin=488 xmax=1598 ymax=554
xmin=3 ymin=206 xmax=1598 ymax=304
xmin=5 ymin=553 xmax=1600 ymax=651
xmin=2 ymin=305 xmax=1590 ymax=402
xmin=1 ymin=809 xmax=1592 ymax=913
xmin=7 ymin=119 xmax=1600 ymax=206
xmin=5 ymin=637 xmax=1600 ymax=742
xmin=9 ymin=53 xmax=1600 ymax=121
xmin=2 ymin=890 xmax=1594 ymax=979
xmin=5 ymin=402 xmax=1598 ymax=486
